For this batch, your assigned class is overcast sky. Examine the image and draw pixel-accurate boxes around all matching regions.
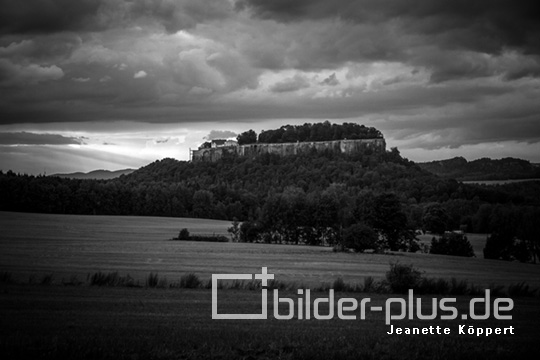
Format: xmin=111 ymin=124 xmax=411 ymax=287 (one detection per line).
xmin=1 ymin=0 xmax=540 ymax=174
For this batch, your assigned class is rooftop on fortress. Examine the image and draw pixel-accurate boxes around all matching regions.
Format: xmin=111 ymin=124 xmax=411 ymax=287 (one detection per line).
xmin=198 ymin=139 xmax=238 ymax=150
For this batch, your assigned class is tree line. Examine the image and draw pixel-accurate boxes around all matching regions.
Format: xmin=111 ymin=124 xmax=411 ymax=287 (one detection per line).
xmin=418 ymin=156 xmax=540 ymax=181
xmin=1 ymin=138 xmax=539 ymax=262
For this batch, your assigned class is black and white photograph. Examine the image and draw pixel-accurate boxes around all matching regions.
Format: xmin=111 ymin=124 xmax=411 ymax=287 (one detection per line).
xmin=1 ymin=1 xmax=540 ymax=359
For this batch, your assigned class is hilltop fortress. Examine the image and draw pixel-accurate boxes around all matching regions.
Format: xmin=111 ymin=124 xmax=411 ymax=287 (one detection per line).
xmin=191 ymin=138 xmax=386 ymax=162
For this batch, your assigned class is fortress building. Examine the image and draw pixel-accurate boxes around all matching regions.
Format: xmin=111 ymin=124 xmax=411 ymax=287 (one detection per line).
xmin=191 ymin=138 xmax=386 ymax=162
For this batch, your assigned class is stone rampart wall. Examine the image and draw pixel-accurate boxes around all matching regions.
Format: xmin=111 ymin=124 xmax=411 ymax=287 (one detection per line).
xmin=191 ymin=138 xmax=386 ymax=162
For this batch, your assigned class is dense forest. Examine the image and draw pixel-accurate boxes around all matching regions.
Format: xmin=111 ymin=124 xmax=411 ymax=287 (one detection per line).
xmin=1 ymin=123 xmax=539 ymax=262
xmin=237 ymin=121 xmax=383 ymax=145
xmin=419 ymin=157 xmax=540 ymax=181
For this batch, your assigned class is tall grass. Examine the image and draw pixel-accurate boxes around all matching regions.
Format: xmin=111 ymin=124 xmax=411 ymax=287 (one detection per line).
xmin=0 ymin=271 xmax=13 ymax=284
xmin=385 ymin=262 xmax=422 ymax=293
xmin=450 ymin=278 xmax=469 ymax=295
xmin=179 ymin=273 xmax=201 ymax=288
xmin=90 ymin=272 xmax=137 ymax=287
xmin=508 ymin=282 xmax=537 ymax=297
xmin=40 ymin=273 xmax=54 ymax=285
xmin=1 ymin=268 xmax=538 ymax=297
xmin=62 ymin=275 xmax=83 ymax=286
xmin=363 ymin=276 xmax=385 ymax=293
xmin=146 ymin=273 xmax=160 ymax=288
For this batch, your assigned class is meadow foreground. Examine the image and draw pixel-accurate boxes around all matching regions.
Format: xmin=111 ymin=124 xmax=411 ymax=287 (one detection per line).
xmin=1 ymin=212 xmax=540 ymax=359
xmin=1 ymin=284 xmax=539 ymax=359
xmin=1 ymin=212 xmax=539 ymax=288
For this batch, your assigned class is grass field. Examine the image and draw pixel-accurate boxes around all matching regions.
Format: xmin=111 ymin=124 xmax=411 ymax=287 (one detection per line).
xmin=1 ymin=212 xmax=539 ymax=288
xmin=1 ymin=284 xmax=539 ymax=359
xmin=1 ymin=211 xmax=540 ymax=359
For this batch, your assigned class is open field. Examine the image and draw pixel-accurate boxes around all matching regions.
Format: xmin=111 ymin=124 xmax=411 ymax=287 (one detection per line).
xmin=1 ymin=284 xmax=539 ymax=359
xmin=1 ymin=212 xmax=540 ymax=359
xmin=1 ymin=211 xmax=539 ymax=288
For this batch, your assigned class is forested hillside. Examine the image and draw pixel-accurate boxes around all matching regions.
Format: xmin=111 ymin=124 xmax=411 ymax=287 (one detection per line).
xmin=419 ymin=157 xmax=540 ymax=181
xmin=1 ymin=123 xmax=539 ymax=262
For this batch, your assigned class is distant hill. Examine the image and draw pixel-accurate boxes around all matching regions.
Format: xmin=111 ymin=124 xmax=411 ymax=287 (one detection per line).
xmin=418 ymin=157 xmax=540 ymax=181
xmin=52 ymin=169 xmax=135 ymax=180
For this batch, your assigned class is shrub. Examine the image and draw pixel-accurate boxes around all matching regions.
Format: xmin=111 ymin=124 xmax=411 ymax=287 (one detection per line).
xmin=332 ymin=277 xmax=354 ymax=292
xmin=430 ymin=232 xmax=474 ymax=257
xmin=40 ymin=273 xmax=54 ymax=285
xmin=146 ymin=273 xmax=159 ymax=288
xmin=484 ymin=233 xmax=532 ymax=262
xmin=483 ymin=232 xmax=514 ymax=260
xmin=180 ymin=273 xmax=201 ymax=288
xmin=90 ymin=272 xmax=108 ymax=286
xmin=385 ymin=263 xmax=421 ymax=293
xmin=363 ymin=276 xmax=375 ymax=293
xmin=178 ymin=228 xmax=190 ymax=240
xmin=362 ymin=276 xmax=386 ymax=293
xmin=240 ymin=221 xmax=261 ymax=243
xmin=342 ymin=223 xmax=378 ymax=253
xmin=227 ymin=218 xmax=241 ymax=242
xmin=314 ymin=282 xmax=331 ymax=292
xmin=204 ymin=279 xmax=213 ymax=289
xmin=188 ymin=235 xmax=229 ymax=242
xmin=173 ymin=229 xmax=229 ymax=242
xmin=422 ymin=204 xmax=450 ymax=235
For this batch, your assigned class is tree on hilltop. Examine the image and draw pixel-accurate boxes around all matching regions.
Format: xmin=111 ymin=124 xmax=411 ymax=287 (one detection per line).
xmin=237 ymin=130 xmax=257 ymax=145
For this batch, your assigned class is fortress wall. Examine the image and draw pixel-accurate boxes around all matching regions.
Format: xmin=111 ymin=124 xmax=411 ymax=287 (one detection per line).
xmin=192 ymin=147 xmax=238 ymax=162
xmin=192 ymin=138 xmax=386 ymax=162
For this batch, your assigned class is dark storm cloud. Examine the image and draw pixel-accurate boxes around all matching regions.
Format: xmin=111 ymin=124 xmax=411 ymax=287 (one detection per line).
xmin=0 ymin=59 xmax=64 ymax=86
xmin=130 ymin=0 xmax=232 ymax=33
xmin=0 ymin=0 xmax=102 ymax=34
xmin=503 ymin=57 xmax=540 ymax=80
xmin=373 ymin=85 xmax=540 ymax=150
xmin=237 ymin=0 xmax=540 ymax=55
xmin=0 ymin=131 xmax=83 ymax=145
xmin=0 ymin=0 xmax=232 ymax=35
xmin=391 ymin=110 xmax=540 ymax=151
xmin=1 ymin=0 xmax=539 ymax=168
xmin=419 ymin=50 xmax=494 ymax=83
xmin=236 ymin=19 xmax=409 ymax=71
xmin=0 ymin=34 xmax=82 ymax=62
xmin=0 ymin=72 xmax=514 ymax=126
